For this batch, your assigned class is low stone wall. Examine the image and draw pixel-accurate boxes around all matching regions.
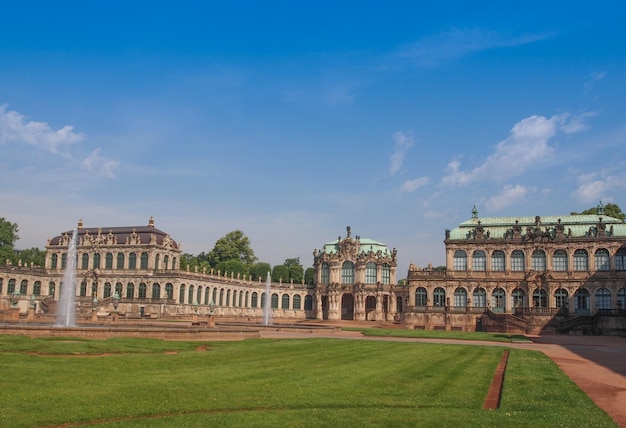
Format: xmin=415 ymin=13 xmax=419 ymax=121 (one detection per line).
xmin=402 ymin=312 xmax=480 ymax=331
xmin=0 ymin=324 xmax=260 ymax=341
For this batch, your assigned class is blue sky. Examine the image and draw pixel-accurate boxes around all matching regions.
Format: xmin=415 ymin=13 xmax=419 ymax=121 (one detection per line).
xmin=1 ymin=1 xmax=625 ymax=276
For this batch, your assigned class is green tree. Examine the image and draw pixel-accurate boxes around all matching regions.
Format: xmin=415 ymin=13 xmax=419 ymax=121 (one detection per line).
xmin=271 ymin=265 xmax=289 ymax=282
xmin=288 ymin=265 xmax=304 ymax=283
xmin=304 ymin=267 xmax=315 ymax=285
xmin=571 ymin=202 xmax=625 ymax=222
xmin=215 ymin=260 xmax=249 ymax=278
xmin=249 ymin=262 xmax=271 ymax=281
xmin=17 ymin=247 xmax=46 ymax=267
xmin=207 ymin=230 xmax=257 ymax=267
xmin=283 ymin=257 xmax=301 ymax=267
xmin=0 ymin=217 xmax=19 ymax=264
xmin=179 ymin=253 xmax=210 ymax=272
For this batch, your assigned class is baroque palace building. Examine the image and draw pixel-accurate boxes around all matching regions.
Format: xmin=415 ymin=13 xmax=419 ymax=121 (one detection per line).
xmin=0 ymin=220 xmax=398 ymax=324
xmin=0 ymin=218 xmax=316 ymax=321
xmin=404 ymin=204 xmax=626 ymax=334
xmin=312 ymin=226 xmax=399 ymax=321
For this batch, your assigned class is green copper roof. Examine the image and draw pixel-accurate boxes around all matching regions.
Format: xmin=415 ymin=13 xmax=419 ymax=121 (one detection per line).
xmin=449 ymin=214 xmax=626 ymax=240
xmin=322 ymin=238 xmax=391 ymax=255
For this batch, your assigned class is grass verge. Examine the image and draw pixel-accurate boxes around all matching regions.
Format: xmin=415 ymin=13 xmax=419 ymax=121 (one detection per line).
xmin=0 ymin=335 xmax=615 ymax=427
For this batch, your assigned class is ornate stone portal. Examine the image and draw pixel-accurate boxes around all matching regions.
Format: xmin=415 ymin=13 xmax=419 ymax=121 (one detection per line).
xmin=313 ymin=226 xmax=399 ymax=321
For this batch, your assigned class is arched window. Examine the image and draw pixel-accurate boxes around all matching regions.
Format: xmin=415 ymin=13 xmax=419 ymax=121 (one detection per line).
xmin=116 ymin=253 xmax=125 ymax=270
xmin=49 ymin=281 xmax=55 ymax=297
xmin=128 ymin=253 xmax=137 ymax=269
xmin=93 ymin=253 xmax=101 ymax=269
xmin=139 ymin=283 xmax=147 ymax=299
xmin=554 ymin=288 xmax=568 ymax=308
xmin=453 ymin=287 xmax=467 ymax=307
xmin=574 ymin=288 xmax=590 ymax=314
xmin=165 ymin=283 xmax=173 ymax=300
xmin=618 ymin=288 xmax=626 ymax=310
xmin=188 ymin=285 xmax=194 ymax=304
xmin=492 ymin=288 xmax=506 ymax=313
xmin=271 ymin=293 xmax=279 ymax=309
xmin=453 ymin=250 xmax=467 ymax=271
xmin=51 ymin=254 xmax=58 ymax=269
xmin=91 ymin=282 xmax=97 ymax=297
xmin=152 ymin=283 xmax=161 ymax=300
xmin=433 ymin=287 xmax=446 ymax=307
xmin=553 ymin=250 xmax=568 ymax=271
xmin=365 ymin=262 xmax=377 ymax=284
xmin=473 ymin=287 xmax=486 ymax=308
xmin=105 ymin=253 xmax=113 ymax=269
xmin=33 ymin=281 xmax=41 ymax=296
xmin=82 ymin=253 xmax=89 ymax=269
xmin=472 ymin=250 xmax=486 ymax=271
xmin=7 ymin=279 xmax=16 ymax=294
xmin=382 ymin=264 xmax=391 ymax=285
xmin=80 ymin=281 xmax=87 ymax=297
xmin=219 ymin=289 xmax=224 ymax=306
xmin=197 ymin=286 xmax=203 ymax=304
xmin=574 ymin=249 xmax=589 ymax=271
xmin=304 ymin=295 xmax=313 ymax=310
xmin=140 ymin=252 xmax=149 ymax=269
xmin=103 ymin=282 xmax=111 ymax=298
xmin=20 ymin=280 xmax=28 ymax=294
xmin=595 ymin=288 xmax=611 ymax=310
xmin=321 ymin=263 xmax=330 ymax=284
xmin=179 ymin=284 xmax=185 ymax=303
xmin=115 ymin=282 xmax=123 ymax=297
xmin=617 ymin=248 xmax=626 ymax=271
xmin=164 ymin=255 xmax=170 ymax=270
xmin=531 ymin=250 xmax=546 ymax=271
xmin=251 ymin=292 xmax=258 ymax=308
xmin=281 ymin=294 xmax=290 ymax=309
xmin=261 ymin=292 xmax=267 ymax=308
xmin=127 ymin=282 xmax=135 ymax=299
xmin=491 ymin=251 xmax=505 ymax=271
xmin=226 ymin=290 xmax=231 ymax=306
xmin=415 ymin=287 xmax=427 ymax=307
xmin=595 ymin=249 xmax=610 ymax=271
xmin=212 ymin=288 xmax=218 ymax=304
xmin=512 ymin=288 xmax=526 ymax=308
xmin=61 ymin=253 xmax=67 ymax=269
xmin=293 ymin=294 xmax=301 ymax=310
xmin=532 ymin=288 xmax=547 ymax=308
xmin=511 ymin=250 xmax=525 ymax=271
xmin=341 ymin=261 xmax=354 ymax=284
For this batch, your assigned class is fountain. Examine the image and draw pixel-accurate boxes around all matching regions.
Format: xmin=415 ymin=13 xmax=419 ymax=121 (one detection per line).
xmin=57 ymin=228 xmax=78 ymax=327
xmin=263 ymin=271 xmax=273 ymax=326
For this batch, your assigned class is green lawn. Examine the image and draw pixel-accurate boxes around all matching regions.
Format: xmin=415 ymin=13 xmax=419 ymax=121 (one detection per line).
xmin=345 ymin=327 xmax=532 ymax=342
xmin=0 ymin=335 xmax=615 ymax=427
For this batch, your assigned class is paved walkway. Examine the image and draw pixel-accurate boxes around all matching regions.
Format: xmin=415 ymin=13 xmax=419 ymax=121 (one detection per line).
xmin=259 ymin=328 xmax=626 ymax=426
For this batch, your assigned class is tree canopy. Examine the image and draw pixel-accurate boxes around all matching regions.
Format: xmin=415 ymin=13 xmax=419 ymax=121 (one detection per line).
xmin=17 ymin=247 xmax=46 ymax=267
xmin=0 ymin=217 xmax=19 ymax=264
xmin=207 ymin=230 xmax=257 ymax=267
xmin=571 ymin=202 xmax=625 ymax=222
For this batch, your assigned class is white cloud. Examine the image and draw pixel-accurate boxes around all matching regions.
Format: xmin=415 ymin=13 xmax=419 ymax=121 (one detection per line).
xmin=0 ymin=104 xmax=84 ymax=154
xmin=81 ymin=148 xmax=120 ymax=179
xmin=485 ymin=184 xmax=528 ymax=211
xmin=584 ymin=71 xmax=607 ymax=92
xmin=574 ymin=171 xmax=626 ymax=204
xmin=389 ymin=131 xmax=414 ymax=175
xmin=442 ymin=113 xmax=592 ymax=186
xmin=400 ymin=177 xmax=430 ymax=193
xmin=395 ymin=28 xmax=549 ymax=67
